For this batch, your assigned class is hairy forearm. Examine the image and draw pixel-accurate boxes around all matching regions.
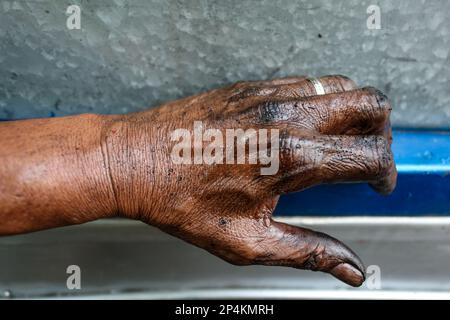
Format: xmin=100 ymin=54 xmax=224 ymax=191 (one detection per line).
xmin=0 ymin=114 xmax=117 ymax=235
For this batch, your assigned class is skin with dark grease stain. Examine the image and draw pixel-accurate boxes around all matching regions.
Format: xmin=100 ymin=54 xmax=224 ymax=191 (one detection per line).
xmin=0 ymin=75 xmax=397 ymax=287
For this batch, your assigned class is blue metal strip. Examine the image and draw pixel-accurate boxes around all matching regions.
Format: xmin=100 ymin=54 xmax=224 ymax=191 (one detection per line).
xmin=393 ymin=130 xmax=450 ymax=175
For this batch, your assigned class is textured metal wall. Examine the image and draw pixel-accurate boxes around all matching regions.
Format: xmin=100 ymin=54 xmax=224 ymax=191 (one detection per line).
xmin=0 ymin=0 xmax=449 ymax=127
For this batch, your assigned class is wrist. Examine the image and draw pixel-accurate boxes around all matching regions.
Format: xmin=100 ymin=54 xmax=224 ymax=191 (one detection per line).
xmin=63 ymin=113 xmax=120 ymax=222
xmin=99 ymin=112 xmax=162 ymax=222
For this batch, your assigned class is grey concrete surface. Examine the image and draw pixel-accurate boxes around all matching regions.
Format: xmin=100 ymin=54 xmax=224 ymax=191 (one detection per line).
xmin=1 ymin=217 xmax=450 ymax=299
xmin=0 ymin=0 xmax=449 ymax=127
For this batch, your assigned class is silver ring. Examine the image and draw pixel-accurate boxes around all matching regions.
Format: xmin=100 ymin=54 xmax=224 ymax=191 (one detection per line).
xmin=307 ymin=77 xmax=325 ymax=95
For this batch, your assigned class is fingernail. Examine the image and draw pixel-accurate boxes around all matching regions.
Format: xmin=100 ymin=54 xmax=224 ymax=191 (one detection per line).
xmin=331 ymin=263 xmax=365 ymax=287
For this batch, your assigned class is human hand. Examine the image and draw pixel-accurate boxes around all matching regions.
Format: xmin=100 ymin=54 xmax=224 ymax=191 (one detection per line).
xmin=100 ymin=75 xmax=397 ymax=287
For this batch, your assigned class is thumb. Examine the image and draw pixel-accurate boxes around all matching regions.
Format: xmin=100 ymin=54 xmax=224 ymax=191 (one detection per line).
xmin=255 ymin=220 xmax=366 ymax=287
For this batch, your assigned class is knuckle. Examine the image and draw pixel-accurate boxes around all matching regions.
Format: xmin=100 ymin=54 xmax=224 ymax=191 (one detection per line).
xmin=364 ymin=87 xmax=392 ymax=113
xmin=320 ymin=74 xmax=357 ymax=92
xmin=373 ymin=136 xmax=394 ymax=175
xmin=230 ymin=86 xmax=276 ymax=102
xmin=332 ymin=74 xmax=354 ymax=83
xmin=302 ymin=242 xmax=327 ymax=271
xmin=335 ymin=74 xmax=356 ymax=84
xmin=278 ymin=131 xmax=299 ymax=164
xmin=256 ymin=100 xmax=290 ymax=124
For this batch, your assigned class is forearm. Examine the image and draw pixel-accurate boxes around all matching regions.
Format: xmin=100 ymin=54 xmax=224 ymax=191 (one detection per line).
xmin=0 ymin=114 xmax=117 ymax=235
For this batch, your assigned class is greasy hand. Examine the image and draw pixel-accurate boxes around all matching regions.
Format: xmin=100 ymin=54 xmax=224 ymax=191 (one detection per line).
xmin=103 ymin=75 xmax=397 ymax=287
